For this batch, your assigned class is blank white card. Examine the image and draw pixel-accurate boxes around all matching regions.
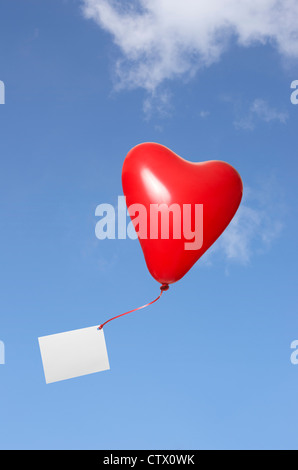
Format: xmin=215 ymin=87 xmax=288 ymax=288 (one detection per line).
xmin=38 ymin=326 xmax=110 ymax=384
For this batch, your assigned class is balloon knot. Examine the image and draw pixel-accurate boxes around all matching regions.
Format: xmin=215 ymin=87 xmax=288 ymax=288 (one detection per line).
xmin=160 ymin=284 xmax=169 ymax=292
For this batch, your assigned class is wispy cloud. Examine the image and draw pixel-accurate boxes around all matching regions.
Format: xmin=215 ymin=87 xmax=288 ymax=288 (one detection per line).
xmin=82 ymin=0 xmax=298 ymax=94
xmin=219 ymin=203 xmax=283 ymax=264
xmin=142 ymin=89 xmax=172 ymax=119
xmin=199 ymin=111 xmax=211 ymax=119
xmin=201 ymin=176 xmax=285 ymax=266
xmin=234 ymin=99 xmax=288 ymax=130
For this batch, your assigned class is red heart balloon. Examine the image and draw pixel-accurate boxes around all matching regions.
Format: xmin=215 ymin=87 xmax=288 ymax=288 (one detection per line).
xmin=122 ymin=143 xmax=243 ymax=285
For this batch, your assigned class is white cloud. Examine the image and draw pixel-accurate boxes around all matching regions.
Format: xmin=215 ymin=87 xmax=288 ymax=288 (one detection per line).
xmin=142 ymin=89 xmax=172 ymax=119
xmin=82 ymin=0 xmax=298 ymax=92
xmin=234 ymin=99 xmax=288 ymax=130
xmin=199 ymin=110 xmax=211 ymax=119
xmin=219 ymin=203 xmax=283 ymax=264
xmin=200 ymin=177 xmax=284 ymax=266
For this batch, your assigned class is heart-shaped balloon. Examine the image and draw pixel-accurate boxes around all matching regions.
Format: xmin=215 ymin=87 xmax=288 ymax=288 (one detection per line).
xmin=122 ymin=143 xmax=243 ymax=285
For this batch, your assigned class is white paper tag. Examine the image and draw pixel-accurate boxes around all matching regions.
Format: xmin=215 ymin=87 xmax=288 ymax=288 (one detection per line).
xmin=38 ymin=326 xmax=110 ymax=384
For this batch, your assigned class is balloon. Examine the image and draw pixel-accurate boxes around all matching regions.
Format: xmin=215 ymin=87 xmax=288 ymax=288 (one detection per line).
xmin=122 ymin=142 xmax=243 ymax=285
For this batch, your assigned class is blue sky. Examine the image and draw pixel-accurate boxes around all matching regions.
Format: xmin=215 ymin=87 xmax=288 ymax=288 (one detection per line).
xmin=0 ymin=0 xmax=298 ymax=450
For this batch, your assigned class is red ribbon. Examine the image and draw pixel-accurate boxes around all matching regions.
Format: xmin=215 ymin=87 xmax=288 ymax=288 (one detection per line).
xmin=98 ymin=284 xmax=169 ymax=330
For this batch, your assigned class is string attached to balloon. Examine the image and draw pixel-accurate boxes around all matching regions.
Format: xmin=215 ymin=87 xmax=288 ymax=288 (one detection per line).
xmin=98 ymin=143 xmax=242 ymax=332
xmin=98 ymin=284 xmax=169 ymax=330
